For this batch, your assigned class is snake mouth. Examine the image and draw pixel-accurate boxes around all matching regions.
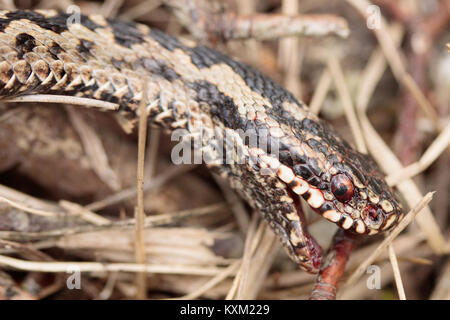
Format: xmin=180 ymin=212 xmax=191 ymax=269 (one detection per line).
xmin=315 ymin=201 xmax=368 ymax=235
xmin=314 ymin=197 xmax=402 ymax=235
xmin=273 ymin=159 xmax=400 ymax=236
xmin=280 ymin=170 xmax=405 ymax=235
xmin=275 ymin=164 xmax=369 ymax=234
xmin=278 ymin=168 xmax=367 ymax=235
xmin=288 ymin=177 xmax=373 ymax=235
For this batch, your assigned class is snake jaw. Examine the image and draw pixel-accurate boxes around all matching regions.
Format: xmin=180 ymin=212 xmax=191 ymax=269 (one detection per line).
xmin=284 ymin=166 xmax=403 ymax=236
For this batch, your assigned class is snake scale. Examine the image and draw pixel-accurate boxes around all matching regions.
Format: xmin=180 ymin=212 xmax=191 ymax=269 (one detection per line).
xmin=0 ymin=10 xmax=403 ymax=273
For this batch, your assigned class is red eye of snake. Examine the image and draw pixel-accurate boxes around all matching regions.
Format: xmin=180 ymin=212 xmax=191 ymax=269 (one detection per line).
xmin=331 ymin=174 xmax=354 ymax=202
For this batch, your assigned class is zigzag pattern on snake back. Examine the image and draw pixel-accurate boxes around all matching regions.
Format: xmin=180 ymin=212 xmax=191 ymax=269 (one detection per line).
xmin=0 ymin=10 xmax=403 ymax=273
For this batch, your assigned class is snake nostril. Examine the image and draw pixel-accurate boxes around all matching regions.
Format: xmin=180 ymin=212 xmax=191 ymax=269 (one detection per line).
xmin=365 ymin=205 xmax=383 ymax=225
xmin=369 ymin=207 xmax=377 ymax=219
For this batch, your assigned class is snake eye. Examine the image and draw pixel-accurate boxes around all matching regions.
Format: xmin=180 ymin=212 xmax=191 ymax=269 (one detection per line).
xmin=331 ymin=174 xmax=354 ymax=202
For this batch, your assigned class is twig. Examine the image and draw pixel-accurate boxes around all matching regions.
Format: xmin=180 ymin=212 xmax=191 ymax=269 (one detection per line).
xmin=98 ymin=271 xmax=119 ymax=300
xmin=386 ymin=122 xmax=450 ymax=186
xmin=146 ymin=127 xmax=161 ymax=179
xmin=327 ymin=55 xmax=367 ymax=153
xmin=3 ymin=95 xmax=118 ymax=110
xmin=99 ymin=0 xmax=124 ymax=18
xmin=278 ymin=0 xmax=302 ymax=99
xmin=310 ymin=230 xmax=359 ymax=300
xmin=343 ymin=192 xmax=434 ymax=288
xmin=388 ymin=244 xmax=406 ymax=300
xmin=0 ymin=196 xmax=58 ymax=217
xmin=135 ymin=92 xmax=150 ymax=299
xmin=226 ymin=13 xmax=350 ymax=40
xmin=0 ymin=254 xmax=232 ymax=276
xmin=235 ymin=212 xmax=261 ymax=299
xmin=173 ymin=260 xmax=241 ymax=299
xmin=59 ymin=200 xmax=111 ymax=226
xmin=0 ymin=203 xmax=226 ymax=241
xmin=244 ymin=226 xmax=279 ymax=299
xmin=309 ymin=69 xmax=332 ymax=115
xmin=164 ymin=0 xmax=349 ymax=44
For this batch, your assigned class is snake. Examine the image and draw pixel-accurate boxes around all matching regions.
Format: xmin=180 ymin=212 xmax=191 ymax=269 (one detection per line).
xmin=0 ymin=10 xmax=403 ymax=273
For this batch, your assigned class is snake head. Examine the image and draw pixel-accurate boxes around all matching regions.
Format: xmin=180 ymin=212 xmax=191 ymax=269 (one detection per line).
xmin=274 ymin=118 xmax=404 ymax=235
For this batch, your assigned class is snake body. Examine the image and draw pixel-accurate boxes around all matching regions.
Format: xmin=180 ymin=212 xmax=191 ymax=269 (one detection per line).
xmin=0 ymin=10 xmax=402 ymax=273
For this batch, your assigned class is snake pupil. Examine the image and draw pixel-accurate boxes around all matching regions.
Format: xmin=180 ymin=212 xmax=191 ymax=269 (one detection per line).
xmin=331 ymin=174 xmax=354 ymax=202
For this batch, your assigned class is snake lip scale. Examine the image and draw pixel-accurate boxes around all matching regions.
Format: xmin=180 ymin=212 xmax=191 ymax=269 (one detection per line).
xmin=0 ymin=10 xmax=403 ymax=273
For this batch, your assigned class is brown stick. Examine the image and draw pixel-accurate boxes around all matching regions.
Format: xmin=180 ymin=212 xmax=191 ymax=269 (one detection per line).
xmin=310 ymin=230 xmax=359 ymax=300
xmin=163 ymin=0 xmax=349 ymax=44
